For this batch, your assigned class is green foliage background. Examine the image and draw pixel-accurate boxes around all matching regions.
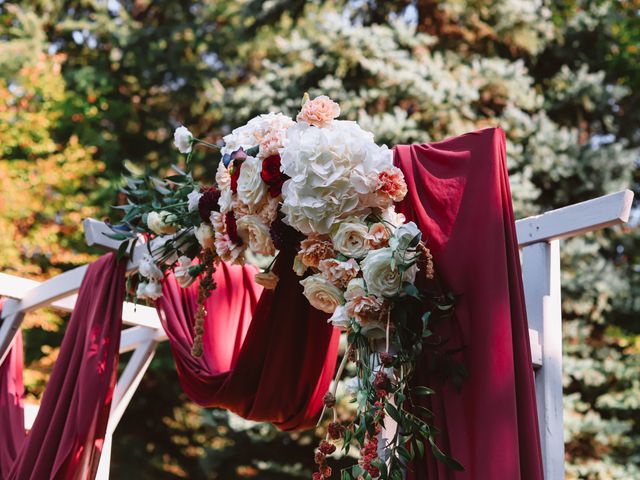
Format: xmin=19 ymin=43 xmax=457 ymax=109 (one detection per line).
xmin=0 ymin=1 xmax=638 ymax=478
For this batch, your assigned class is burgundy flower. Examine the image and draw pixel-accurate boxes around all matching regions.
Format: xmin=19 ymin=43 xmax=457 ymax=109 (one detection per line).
xmin=372 ymin=370 xmax=390 ymax=391
xmin=318 ymin=440 xmax=336 ymax=455
xmin=198 ymin=187 xmax=221 ymax=223
xmin=379 ymin=352 xmax=394 ymax=367
xmin=230 ymin=159 xmax=244 ymax=194
xmin=225 ymin=212 xmax=241 ymax=244
xmin=260 ymin=154 xmax=288 ymax=197
xmin=327 ymin=422 xmax=344 ymax=440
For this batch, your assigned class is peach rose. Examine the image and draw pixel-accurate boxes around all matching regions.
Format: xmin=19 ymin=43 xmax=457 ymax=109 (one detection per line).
xmin=318 ymin=258 xmax=360 ymax=288
xmin=296 ymin=95 xmax=340 ymax=128
xmin=298 ymin=235 xmax=335 ymax=269
xmin=377 ymin=167 xmax=408 ymax=202
xmin=365 ymin=223 xmax=390 ymax=249
xmin=254 ymin=271 xmax=279 ymax=289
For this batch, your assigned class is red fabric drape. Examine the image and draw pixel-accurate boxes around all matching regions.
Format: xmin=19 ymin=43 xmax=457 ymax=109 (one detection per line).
xmin=1 ymin=253 xmax=126 ymax=480
xmin=0 ymin=301 xmax=25 ymax=478
xmin=156 ymin=248 xmax=341 ymax=431
xmin=395 ymin=127 xmax=543 ymax=479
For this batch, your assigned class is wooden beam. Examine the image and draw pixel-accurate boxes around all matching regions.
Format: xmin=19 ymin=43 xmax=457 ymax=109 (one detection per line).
xmin=516 ymin=190 xmax=633 ymax=246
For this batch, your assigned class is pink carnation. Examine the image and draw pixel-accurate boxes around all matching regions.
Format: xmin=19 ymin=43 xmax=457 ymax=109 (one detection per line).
xmin=345 ymin=294 xmax=385 ymax=325
xmin=318 ymin=258 xmax=360 ymax=288
xmin=377 ymin=167 xmax=408 ymax=202
xmin=296 ymin=95 xmax=340 ymax=128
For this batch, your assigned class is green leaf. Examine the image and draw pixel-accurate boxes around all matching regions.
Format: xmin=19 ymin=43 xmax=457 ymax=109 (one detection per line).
xmin=245 ymin=145 xmax=259 ymax=157
xmin=414 ymin=438 xmax=425 ymax=457
xmin=385 ymin=402 xmax=403 ymax=424
xmin=429 ymin=437 xmax=464 ymax=471
xmin=414 ymin=386 xmax=435 ymax=396
xmin=104 ymin=232 xmax=130 ymax=241
xmin=116 ymin=240 xmax=129 ymax=260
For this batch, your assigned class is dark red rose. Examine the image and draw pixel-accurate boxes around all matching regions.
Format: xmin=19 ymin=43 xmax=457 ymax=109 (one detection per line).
xmin=261 ymin=154 xmax=288 ymax=197
xmin=198 ymin=187 xmax=221 ymax=223
xmin=230 ymin=159 xmax=243 ymax=193
xmin=261 ymin=154 xmax=282 ymax=184
xmin=225 ymin=212 xmax=241 ymax=244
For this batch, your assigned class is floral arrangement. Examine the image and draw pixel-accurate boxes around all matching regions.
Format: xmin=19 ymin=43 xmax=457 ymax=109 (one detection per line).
xmin=111 ymin=95 xmax=462 ymax=479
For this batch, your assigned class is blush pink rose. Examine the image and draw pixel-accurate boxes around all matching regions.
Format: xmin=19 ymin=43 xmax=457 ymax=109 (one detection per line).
xmin=377 ymin=167 xmax=408 ymax=202
xmin=296 ymin=95 xmax=340 ymax=128
xmin=345 ymin=294 xmax=385 ymax=325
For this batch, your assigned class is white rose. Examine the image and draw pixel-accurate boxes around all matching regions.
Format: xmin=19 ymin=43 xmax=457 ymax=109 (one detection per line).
xmin=137 ymin=280 xmax=163 ymax=300
xmin=360 ymin=320 xmax=387 ymax=340
xmin=147 ymin=211 xmax=177 ymax=235
xmin=392 ymin=221 xmax=422 ymax=251
xmin=139 ymin=254 xmax=163 ymax=281
xmin=328 ymin=305 xmax=352 ymax=330
xmin=300 ymin=274 xmax=344 ymax=314
xmin=195 ymin=223 xmax=215 ymax=249
xmin=331 ymin=220 xmax=370 ymax=259
xmin=360 ymin=248 xmax=402 ymax=298
xmin=236 ymin=156 xmax=267 ymax=207
xmin=174 ymin=256 xmax=197 ymax=288
xmin=173 ymin=126 xmax=193 ymax=154
xmin=236 ymin=215 xmax=275 ymax=255
xmin=403 ymin=263 xmax=418 ymax=284
xmin=187 ymin=189 xmax=203 ymax=213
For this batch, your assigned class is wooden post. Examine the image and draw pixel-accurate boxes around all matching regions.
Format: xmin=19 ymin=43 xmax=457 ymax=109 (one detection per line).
xmin=521 ymin=240 xmax=563 ymax=480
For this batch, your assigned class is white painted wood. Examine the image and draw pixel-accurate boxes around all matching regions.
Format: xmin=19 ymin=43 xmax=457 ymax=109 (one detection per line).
xmin=120 ymin=326 xmax=167 ymax=354
xmin=24 ymin=403 xmax=39 ymax=431
xmin=528 ymin=327 xmax=542 ymax=369
xmin=521 ymin=241 xmax=564 ymax=480
xmin=108 ymin=338 xmax=158 ymax=433
xmin=516 ymin=189 xmax=633 ymax=246
xmin=95 ymin=433 xmax=113 ymax=480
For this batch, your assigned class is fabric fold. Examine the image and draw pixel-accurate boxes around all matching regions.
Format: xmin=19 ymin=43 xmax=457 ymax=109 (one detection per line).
xmin=395 ymin=127 xmax=543 ymax=479
xmin=4 ymin=253 xmax=126 ymax=480
xmin=156 ymin=248 xmax=341 ymax=431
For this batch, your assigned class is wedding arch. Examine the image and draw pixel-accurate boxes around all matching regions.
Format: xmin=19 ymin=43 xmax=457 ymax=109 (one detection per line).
xmin=0 ymin=189 xmax=633 ymax=479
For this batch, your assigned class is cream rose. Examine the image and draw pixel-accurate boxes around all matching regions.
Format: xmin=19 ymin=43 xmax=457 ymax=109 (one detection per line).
xmin=195 ymin=223 xmax=215 ymax=250
xmin=360 ymin=248 xmax=402 ymax=298
xmin=236 ymin=155 xmax=267 ymax=207
xmin=345 ymin=278 xmax=366 ymax=301
xmin=300 ymin=274 xmax=344 ymax=314
xmin=331 ymin=220 xmax=369 ymax=259
xmin=147 ymin=211 xmax=177 ymax=235
xmin=236 ymin=215 xmax=275 ymax=255
xmin=328 ymin=305 xmax=352 ymax=330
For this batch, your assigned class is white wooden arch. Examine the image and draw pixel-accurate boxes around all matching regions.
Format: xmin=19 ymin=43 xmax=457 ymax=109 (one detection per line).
xmin=0 ymin=189 xmax=634 ymax=479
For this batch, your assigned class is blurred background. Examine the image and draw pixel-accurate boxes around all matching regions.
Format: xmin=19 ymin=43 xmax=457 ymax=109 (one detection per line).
xmin=0 ymin=1 xmax=638 ymax=478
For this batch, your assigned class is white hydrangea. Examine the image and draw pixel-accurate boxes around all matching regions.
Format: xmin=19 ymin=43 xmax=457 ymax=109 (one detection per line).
xmin=279 ymin=121 xmax=393 ymax=235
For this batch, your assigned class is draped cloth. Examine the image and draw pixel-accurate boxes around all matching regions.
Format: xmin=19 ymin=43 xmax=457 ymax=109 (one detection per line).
xmin=156 ymin=248 xmax=341 ymax=431
xmin=395 ymin=127 xmax=544 ymax=479
xmin=0 ymin=253 xmax=126 ymax=479
xmin=0 ymin=301 xmax=25 ymax=478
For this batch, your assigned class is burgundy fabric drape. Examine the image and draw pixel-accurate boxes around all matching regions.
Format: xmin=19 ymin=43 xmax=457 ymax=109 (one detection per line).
xmin=0 ymin=300 xmax=25 ymax=478
xmin=395 ymin=127 xmax=543 ymax=479
xmin=1 ymin=253 xmax=126 ymax=480
xmin=157 ymin=248 xmax=341 ymax=431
